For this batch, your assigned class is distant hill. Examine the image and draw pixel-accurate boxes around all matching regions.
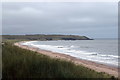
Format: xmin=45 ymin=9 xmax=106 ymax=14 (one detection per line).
xmin=2 ymin=34 xmax=93 ymax=41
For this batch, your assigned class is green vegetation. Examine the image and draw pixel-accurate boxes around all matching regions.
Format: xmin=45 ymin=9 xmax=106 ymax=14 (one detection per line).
xmin=2 ymin=34 xmax=93 ymax=41
xmin=2 ymin=41 xmax=116 ymax=79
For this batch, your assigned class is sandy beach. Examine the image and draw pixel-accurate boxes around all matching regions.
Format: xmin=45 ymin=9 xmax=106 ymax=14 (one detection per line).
xmin=14 ymin=41 xmax=119 ymax=77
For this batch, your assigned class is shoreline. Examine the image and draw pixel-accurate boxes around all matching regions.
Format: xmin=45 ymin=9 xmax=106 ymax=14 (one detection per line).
xmin=14 ymin=41 xmax=119 ymax=77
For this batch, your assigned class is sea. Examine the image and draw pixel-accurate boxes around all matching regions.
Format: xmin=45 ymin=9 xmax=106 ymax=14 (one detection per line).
xmin=22 ymin=39 xmax=119 ymax=68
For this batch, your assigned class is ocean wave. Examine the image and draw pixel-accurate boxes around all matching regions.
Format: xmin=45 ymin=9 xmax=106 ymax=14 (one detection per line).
xmin=21 ymin=41 xmax=119 ymax=67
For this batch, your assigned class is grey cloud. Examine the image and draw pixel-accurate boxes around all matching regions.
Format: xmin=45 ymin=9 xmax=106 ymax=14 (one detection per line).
xmin=2 ymin=2 xmax=117 ymax=38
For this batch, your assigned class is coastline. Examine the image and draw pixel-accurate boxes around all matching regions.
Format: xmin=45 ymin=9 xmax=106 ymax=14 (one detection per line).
xmin=14 ymin=41 xmax=119 ymax=77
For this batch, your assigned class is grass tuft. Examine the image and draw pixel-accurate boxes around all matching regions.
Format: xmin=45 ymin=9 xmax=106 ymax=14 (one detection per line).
xmin=2 ymin=42 xmax=115 ymax=79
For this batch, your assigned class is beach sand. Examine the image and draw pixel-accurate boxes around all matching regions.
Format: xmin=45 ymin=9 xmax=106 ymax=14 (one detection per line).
xmin=14 ymin=41 xmax=119 ymax=77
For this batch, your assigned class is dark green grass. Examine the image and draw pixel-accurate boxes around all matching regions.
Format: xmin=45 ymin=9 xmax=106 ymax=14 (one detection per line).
xmin=2 ymin=42 xmax=116 ymax=79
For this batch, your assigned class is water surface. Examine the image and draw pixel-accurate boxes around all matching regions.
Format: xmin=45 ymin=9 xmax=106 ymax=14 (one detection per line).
xmin=22 ymin=40 xmax=119 ymax=67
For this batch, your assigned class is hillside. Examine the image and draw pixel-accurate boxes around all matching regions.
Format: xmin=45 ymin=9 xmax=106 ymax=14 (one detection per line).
xmin=2 ymin=34 xmax=93 ymax=41
xmin=2 ymin=42 xmax=113 ymax=79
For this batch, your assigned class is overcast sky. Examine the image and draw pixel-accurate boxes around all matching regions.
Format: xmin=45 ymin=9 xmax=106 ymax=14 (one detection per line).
xmin=2 ymin=2 xmax=118 ymax=38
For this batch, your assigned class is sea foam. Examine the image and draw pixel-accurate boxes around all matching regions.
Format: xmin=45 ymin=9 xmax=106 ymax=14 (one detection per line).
xmin=21 ymin=41 xmax=119 ymax=67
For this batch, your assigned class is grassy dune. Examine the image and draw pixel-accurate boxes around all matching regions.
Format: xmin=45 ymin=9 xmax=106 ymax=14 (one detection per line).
xmin=2 ymin=42 xmax=117 ymax=79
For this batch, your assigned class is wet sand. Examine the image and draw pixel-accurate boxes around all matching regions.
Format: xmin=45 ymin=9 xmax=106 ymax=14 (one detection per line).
xmin=14 ymin=41 xmax=119 ymax=77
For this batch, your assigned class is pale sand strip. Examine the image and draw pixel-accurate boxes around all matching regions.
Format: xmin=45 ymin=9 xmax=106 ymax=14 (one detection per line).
xmin=14 ymin=41 xmax=119 ymax=77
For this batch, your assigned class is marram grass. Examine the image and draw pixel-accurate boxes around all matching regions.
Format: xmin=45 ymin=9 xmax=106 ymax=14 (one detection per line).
xmin=2 ymin=42 xmax=117 ymax=79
